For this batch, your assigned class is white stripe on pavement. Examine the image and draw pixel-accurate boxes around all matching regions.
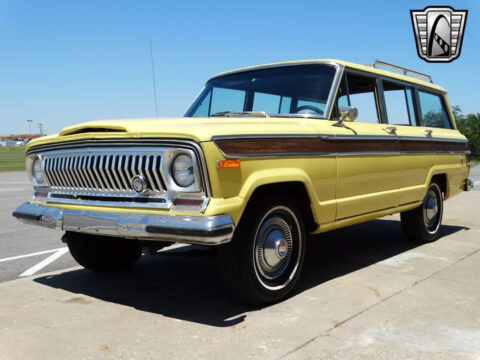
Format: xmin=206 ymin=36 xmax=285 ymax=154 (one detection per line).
xmin=0 ymin=247 xmax=67 ymax=263
xmin=0 ymin=188 xmax=26 ymax=192
xmin=19 ymin=248 xmax=70 ymax=277
xmin=0 ymin=181 xmax=30 ymax=185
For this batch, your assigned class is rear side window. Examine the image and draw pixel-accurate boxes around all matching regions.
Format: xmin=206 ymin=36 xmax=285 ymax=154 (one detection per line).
xmin=383 ymin=82 xmax=416 ymax=126
xmin=418 ymin=91 xmax=451 ymax=129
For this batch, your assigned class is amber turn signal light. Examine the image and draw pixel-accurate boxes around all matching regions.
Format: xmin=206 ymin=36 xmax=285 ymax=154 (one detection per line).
xmin=217 ymin=159 xmax=241 ymax=168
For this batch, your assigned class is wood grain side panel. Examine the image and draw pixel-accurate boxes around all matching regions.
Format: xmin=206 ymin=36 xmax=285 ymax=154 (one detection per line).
xmin=399 ymin=139 xmax=469 ymax=152
xmin=215 ymin=137 xmax=469 ymax=157
xmin=215 ymin=138 xmax=336 ymax=155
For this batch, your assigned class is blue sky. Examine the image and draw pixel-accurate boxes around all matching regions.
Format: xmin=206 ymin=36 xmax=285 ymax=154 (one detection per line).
xmin=0 ymin=0 xmax=478 ymax=135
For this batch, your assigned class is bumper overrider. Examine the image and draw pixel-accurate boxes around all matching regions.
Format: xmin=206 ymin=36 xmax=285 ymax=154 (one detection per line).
xmin=12 ymin=202 xmax=235 ymax=245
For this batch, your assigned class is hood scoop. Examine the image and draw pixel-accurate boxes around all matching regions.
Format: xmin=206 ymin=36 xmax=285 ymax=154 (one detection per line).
xmin=60 ymin=125 xmax=127 ymax=136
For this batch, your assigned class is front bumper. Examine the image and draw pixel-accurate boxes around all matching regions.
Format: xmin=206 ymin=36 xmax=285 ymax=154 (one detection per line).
xmin=12 ymin=202 xmax=235 ymax=245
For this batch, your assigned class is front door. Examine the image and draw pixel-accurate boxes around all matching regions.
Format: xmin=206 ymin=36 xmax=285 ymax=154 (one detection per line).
xmin=333 ymin=71 xmax=402 ymax=220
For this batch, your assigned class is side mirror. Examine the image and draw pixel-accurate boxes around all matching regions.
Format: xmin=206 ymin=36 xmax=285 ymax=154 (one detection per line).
xmin=339 ymin=106 xmax=358 ymax=122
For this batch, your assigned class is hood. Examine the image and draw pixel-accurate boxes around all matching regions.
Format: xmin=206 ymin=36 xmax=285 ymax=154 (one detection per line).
xmin=27 ymin=117 xmax=326 ymax=149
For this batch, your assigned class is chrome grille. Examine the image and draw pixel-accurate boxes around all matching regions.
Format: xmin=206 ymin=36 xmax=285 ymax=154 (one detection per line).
xmin=43 ymin=151 xmax=166 ymax=193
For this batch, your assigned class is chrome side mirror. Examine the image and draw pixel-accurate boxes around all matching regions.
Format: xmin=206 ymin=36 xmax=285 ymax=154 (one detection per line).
xmin=339 ymin=106 xmax=358 ymax=122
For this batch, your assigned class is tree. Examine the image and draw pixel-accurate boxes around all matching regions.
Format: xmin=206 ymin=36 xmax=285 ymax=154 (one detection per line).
xmin=453 ymin=107 xmax=480 ymax=160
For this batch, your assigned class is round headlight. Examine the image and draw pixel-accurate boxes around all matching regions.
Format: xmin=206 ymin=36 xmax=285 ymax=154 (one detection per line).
xmin=171 ymin=154 xmax=195 ymax=187
xmin=32 ymin=157 xmax=44 ymax=184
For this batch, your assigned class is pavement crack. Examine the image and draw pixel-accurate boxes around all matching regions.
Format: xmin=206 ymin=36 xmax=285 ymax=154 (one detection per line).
xmin=278 ymin=246 xmax=480 ymax=359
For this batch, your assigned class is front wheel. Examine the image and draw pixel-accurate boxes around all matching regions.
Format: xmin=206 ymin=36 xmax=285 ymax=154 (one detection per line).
xmin=401 ymin=182 xmax=444 ymax=243
xmin=64 ymin=232 xmax=142 ymax=272
xmin=217 ymin=198 xmax=306 ymax=305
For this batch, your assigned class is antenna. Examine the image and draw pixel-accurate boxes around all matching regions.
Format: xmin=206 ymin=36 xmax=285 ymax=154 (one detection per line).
xmin=149 ymin=40 xmax=159 ymax=118
xmin=38 ymin=123 xmax=43 ymax=135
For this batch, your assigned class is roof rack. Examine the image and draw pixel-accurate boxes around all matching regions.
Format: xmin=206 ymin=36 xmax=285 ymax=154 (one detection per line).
xmin=366 ymin=60 xmax=433 ymax=83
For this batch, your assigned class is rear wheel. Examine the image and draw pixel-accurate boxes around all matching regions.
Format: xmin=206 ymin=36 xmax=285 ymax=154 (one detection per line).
xmin=64 ymin=232 xmax=142 ymax=272
xmin=401 ymin=182 xmax=444 ymax=243
xmin=217 ymin=198 xmax=306 ymax=305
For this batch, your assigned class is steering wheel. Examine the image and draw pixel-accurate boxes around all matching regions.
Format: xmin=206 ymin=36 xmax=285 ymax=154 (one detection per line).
xmin=296 ymin=105 xmax=324 ymax=115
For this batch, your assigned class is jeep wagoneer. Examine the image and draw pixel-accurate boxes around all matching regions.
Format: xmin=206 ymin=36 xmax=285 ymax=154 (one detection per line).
xmin=13 ymin=59 xmax=473 ymax=304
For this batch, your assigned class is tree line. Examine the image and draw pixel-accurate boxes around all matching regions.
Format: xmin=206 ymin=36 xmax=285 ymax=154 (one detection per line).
xmin=452 ymin=106 xmax=480 ymax=160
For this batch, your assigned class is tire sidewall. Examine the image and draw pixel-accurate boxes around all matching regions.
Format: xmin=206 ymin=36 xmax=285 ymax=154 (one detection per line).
xmin=236 ymin=199 xmax=306 ymax=303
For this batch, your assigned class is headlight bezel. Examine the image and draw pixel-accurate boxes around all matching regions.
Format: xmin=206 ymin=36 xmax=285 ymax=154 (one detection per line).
xmin=26 ymin=154 xmax=48 ymax=187
xmin=162 ymin=149 xmax=201 ymax=193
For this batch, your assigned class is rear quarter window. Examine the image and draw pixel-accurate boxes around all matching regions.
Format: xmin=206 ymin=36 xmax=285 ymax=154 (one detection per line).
xmin=418 ymin=91 xmax=452 ymax=129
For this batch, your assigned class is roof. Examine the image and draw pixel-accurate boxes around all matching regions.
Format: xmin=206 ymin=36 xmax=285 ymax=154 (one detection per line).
xmin=208 ymin=59 xmax=446 ymax=93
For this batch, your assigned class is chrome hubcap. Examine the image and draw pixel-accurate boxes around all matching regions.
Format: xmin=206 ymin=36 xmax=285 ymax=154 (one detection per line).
xmin=425 ymin=195 xmax=438 ymax=222
xmin=423 ymin=187 xmax=441 ymax=233
xmin=255 ymin=216 xmax=293 ymax=280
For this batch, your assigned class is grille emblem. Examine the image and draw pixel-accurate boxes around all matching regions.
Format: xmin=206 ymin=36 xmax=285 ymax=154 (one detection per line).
xmin=132 ymin=175 xmax=148 ymax=193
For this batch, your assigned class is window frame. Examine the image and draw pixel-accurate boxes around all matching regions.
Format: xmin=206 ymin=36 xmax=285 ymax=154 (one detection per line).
xmin=378 ymin=78 xmax=420 ymax=126
xmin=415 ymin=88 xmax=453 ymax=129
xmin=333 ymin=69 xmax=384 ymax=124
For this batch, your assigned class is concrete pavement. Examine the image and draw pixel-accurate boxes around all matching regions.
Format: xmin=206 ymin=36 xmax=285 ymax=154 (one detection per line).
xmin=0 ymin=186 xmax=479 ymax=359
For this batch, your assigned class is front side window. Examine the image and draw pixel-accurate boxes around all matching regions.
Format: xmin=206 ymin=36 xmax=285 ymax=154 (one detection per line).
xmin=185 ymin=64 xmax=336 ymax=117
xmin=334 ymin=73 xmax=380 ymax=123
xmin=418 ymin=91 xmax=451 ymax=129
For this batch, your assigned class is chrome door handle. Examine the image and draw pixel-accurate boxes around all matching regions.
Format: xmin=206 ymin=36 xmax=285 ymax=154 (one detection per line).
xmin=422 ymin=129 xmax=433 ymax=137
xmin=382 ymin=126 xmax=397 ymax=134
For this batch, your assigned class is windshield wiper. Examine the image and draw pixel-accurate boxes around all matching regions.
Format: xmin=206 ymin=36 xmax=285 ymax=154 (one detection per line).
xmin=210 ymin=111 xmax=269 ymax=118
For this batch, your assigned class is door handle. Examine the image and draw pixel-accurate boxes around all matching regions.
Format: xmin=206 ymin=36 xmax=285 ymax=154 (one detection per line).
xmin=382 ymin=126 xmax=397 ymax=134
xmin=422 ymin=129 xmax=433 ymax=137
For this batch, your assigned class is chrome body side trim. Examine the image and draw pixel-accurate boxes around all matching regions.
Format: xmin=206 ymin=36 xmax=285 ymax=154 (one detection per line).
xmin=212 ymin=133 xmax=468 ymax=143
xmin=217 ymin=150 xmax=467 ymax=159
xmin=12 ymin=202 xmax=234 ymax=245
xmin=211 ymin=133 xmax=327 ymax=141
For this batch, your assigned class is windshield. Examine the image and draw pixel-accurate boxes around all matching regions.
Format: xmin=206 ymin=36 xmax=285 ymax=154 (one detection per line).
xmin=185 ymin=64 xmax=337 ymax=118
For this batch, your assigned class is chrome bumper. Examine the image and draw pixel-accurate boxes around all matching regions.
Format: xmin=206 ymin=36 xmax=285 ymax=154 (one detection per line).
xmin=12 ymin=202 xmax=235 ymax=245
xmin=465 ymin=178 xmax=474 ymax=191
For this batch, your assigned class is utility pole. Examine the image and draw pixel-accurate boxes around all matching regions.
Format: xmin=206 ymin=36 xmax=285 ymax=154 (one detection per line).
xmin=26 ymin=119 xmax=33 ymax=136
xmin=38 ymin=123 xmax=43 ymax=136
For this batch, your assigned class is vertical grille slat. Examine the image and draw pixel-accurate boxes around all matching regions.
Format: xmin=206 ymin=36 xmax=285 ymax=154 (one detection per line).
xmin=64 ymin=157 xmax=76 ymax=189
xmin=98 ymin=155 xmax=112 ymax=190
xmin=77 ymin=156 xmax=89 ymax=189
xmin=104 ymin=155 xmax=115 ymax=189
xmin=43 ymin=158 xmax=52 ymax=185
xmin=56 ymin=157 xmax=67 ymax=188
xmin=110 ymin=155 xmax=123 ymax=190
xmin=80 ymin=156 xmax=94 ymax=189
xmin=51 ymin=157 xmax=61 ymax=187
xmin=144 ymin=155 xmax=156 ymax=191
xmin=117 ymin=155 xmax=129 ymax=190
xmin=58 ymin=157 xmax=69 ymax=188
xmin=72 ymin=156 xmax=82 ymax=189
xmin=91 ymin=155 xmax=105 ymax=190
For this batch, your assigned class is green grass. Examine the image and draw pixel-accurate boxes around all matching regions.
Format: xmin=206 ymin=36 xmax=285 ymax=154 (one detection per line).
xmin=471 ymin=159 xmax=480 ymax=168
xmin=0 ymin=146 xmax=26 ymax=171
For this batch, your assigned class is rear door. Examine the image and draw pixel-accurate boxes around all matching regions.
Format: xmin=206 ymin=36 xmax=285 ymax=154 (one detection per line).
xmin=385 ymin=84 xmax=468 ymax=203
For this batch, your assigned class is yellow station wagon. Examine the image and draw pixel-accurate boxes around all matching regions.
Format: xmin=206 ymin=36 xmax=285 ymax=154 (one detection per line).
xmin=13 ymin=59 xmax=474 ymax=304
